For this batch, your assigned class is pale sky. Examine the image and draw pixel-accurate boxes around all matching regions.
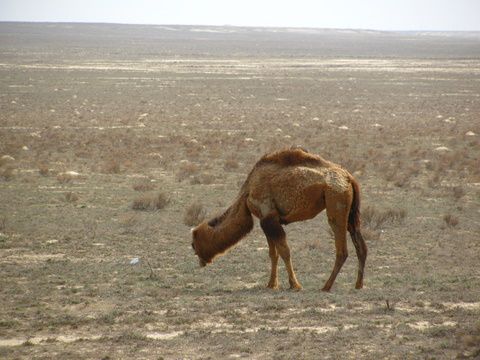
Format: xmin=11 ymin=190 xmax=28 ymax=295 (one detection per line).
xmin=1 ymin=0 xmax=479 ymax=31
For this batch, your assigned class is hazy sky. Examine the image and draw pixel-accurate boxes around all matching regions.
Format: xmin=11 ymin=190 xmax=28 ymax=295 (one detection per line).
xmin=1 ymin=0 xmax=479 ymax=31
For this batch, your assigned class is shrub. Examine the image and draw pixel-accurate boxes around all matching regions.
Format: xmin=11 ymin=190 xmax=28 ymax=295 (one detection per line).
xmin=190 ymin=173 xmax=216 ymax=185
xmin=443 ymin=214 xmax=459 ymax=228
xmin=362 ymin=205 xmax=406 ymax=231
xmin=132 ymin=179 xmax=155 ymax=192
xmin=176 ymin=161 xmax=199 ymax=182
xmin=0 ymin=166 xmax=15 ymax=181
xmin=0 ymin=216 xmax=6 ymax=232
xmin=38 ymin=163 xmax=49 ymax=176
xmin=224 ymin=158 xmax=239 ymax=171
xmin=183 ymin=201 xmax=206 ymax=226
xmin=361 ymin=228 xmax=381 ymax=241
xmin=132 ymin=192 xmax=169 ymax=211
xmin=119 ymin=213 xmax=140 ymax=234
xmin=103 ymin=159 xmax=121 ymax=174
xmin=64 ymin=192 xmax=79 ymax=203
xmin=452 ymin=186 xmax=465 ymax=200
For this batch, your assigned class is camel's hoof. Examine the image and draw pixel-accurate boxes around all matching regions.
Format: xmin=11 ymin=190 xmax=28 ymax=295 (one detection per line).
xmin=355 ymin=283 xmax=363 ymax=289
xmin=266 ymin=283 xmax=279 ymax=290
xmin=321 ymin=286 xmax=331 ymax=292
xmin=290 ymin=284 xmax=303 ymax=291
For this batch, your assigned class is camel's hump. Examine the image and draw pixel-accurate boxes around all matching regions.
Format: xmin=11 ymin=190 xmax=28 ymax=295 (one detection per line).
xmin=256 ymin=148 xmax=330 ymax=168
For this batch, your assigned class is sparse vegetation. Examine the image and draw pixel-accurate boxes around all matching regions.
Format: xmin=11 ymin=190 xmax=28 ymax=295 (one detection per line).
xmin=0 ymin=165 xmax=15 ymax=181
xmin=443 ymin=214 xmax=459 ymax=228
xmin=38 ymin=163 xmax=50 ymax=176
xmin=176 ymin=161 xmax=199 ymax=182
xmin=1 ymin=23 xmax=479 ymax=360
xmin=183 ymin=201 xmax=206 ymax=226
xmin=132 ymin=192 xmax=169 ymax=211
xmin=0 ymin=216 xmax=6 ymax=233
xmin=189 ymin=173 xmax=216 ymax=185
xmin=452 ymin=186 xmax=466 ymax=200
xmin=64 ymin=191 xmax=79 ymax=203
xmin=362 ymin=205 xmax=407 ymax=231
xmin=118 ymin=213 xmax=140 ymax=234
xmin=132 ymin=179 xmax=155 ymax=191
xmin=224 ymin=158 xmax=240 ymax=171
xmin=102 ymin=159 xmax=121 ymax=174
xmin=82 ymin=219 xmax=98 ymax=240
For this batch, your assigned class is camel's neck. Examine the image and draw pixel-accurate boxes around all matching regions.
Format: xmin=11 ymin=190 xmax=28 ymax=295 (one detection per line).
xmin=207 ymin=194 xmax=254 ymax=260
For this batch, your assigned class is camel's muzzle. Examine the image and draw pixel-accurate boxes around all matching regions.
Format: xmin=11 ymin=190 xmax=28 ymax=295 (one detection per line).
xmin=192 ymin=243 xmax=206 ymax=267
xmin=198 ymin=257 xmax=207 ymax=267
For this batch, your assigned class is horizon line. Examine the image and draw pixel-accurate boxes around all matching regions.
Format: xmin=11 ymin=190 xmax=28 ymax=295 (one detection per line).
xmin=1 ymin=20 xmax=480 ymax=33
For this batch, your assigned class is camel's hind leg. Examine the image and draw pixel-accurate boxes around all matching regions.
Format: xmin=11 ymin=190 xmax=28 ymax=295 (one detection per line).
xmin=349 ymin=230 xmax=367 ymax=289
xmin=321 ymin=192 xmax=351 ymax=292
xmin=260 ymin=214 xmax=302 ymax=290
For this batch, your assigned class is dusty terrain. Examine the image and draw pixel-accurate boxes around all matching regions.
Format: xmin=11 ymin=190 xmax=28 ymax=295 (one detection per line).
xmin=1 ymin=23 xmax=480 ymax=359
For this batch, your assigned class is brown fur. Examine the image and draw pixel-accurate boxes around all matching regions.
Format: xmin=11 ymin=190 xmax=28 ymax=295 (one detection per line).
xmin=191 ymin=148 xmax=367 ymax=291
xmin=192 ymin=193 xmax=254 ymax=266
xmin=258 ymin=147 xmax=328 ymax=168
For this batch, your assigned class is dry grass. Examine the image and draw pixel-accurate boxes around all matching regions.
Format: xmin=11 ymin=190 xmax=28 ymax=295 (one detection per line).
xmin=119 ymin=213 xmax=140 ymax=227
xmin=64 ymin=192 xmax=79 ymax=203
xmin=427 ymin=173 xmax=441 ymax=188
xmin=119 ymin=213 xmax=140 ymax=234
xmin=102 ymin=159 xmax=121 ymax=174
xmin=132 ymin=179 xmax=156 ymax=192
xmin=458 ymin=321 xmax=480 ymax=358
xmin=224 ymin=158 xmax=240 ymax=171
xmin=132 ymin=192 xmax=169 ymax=211
xmin=0 ymin=216 xmax=6 ymax=233
xmin=183 ymin=201 xmax=207 ymax=227
xmin=452 ymin=186 xmax=466 ymax=200
xmin=190 ymin=173 xmax=216 ymax=185
xmin=0 ymin=155 xmax=16 ymax=181
xmin=443 ymin=214 xmax=459 ymax=228
xmin=362 ymin=205 xmax=407 ymax=231
xmin=56 ymin=172 xmax=79 ymax=183
xmin=1 ymin=25 xmax=479 ymax=359
xmin=361 ymin=227 xmax=381 ymax=241
xmin=38 ymin=163 xmax=50 ymax=176
xmin=0 ymin=166 xmax=15 ymax=181
xmin=176 ymin=161 xmax=199 ymax=182
xmin=82 ymin=219 xmax=98 ymax=241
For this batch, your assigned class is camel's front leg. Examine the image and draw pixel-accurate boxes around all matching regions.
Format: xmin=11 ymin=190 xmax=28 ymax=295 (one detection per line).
xmin=260 ymin=214 xmax=302 ymax=290
xmin=266 ymin=238 xmax=279 ymax=289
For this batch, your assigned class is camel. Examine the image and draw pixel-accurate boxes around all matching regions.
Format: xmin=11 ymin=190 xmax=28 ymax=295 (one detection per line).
xmin=191 ymin=147 xmax=367 ymax=291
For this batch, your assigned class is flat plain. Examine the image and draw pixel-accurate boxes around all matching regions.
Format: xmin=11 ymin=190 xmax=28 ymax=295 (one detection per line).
xmin=0 ymin=23 xmax=480 ymax=359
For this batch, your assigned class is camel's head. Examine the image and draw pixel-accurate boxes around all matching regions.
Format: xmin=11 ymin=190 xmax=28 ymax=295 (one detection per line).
xmin=191 ymin=221 xmax=215 ymax=267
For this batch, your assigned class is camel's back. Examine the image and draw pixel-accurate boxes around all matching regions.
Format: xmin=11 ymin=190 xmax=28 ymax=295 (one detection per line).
xmin=255 ymin=148 xmax=331 ymax=169
xmin=257 ymin=163 xmax=351 ymax=194
xmin=243 ymin=149 xmax=353 ymax=216
xmin=245 ymin=161 xmax=352 ymax=220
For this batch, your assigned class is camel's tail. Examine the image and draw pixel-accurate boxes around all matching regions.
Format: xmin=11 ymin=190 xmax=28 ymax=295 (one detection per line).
xmin=348 ymin=177 xmax=361 ymax=235
xmin=347 ymin=176 xmax=367 ymax=289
